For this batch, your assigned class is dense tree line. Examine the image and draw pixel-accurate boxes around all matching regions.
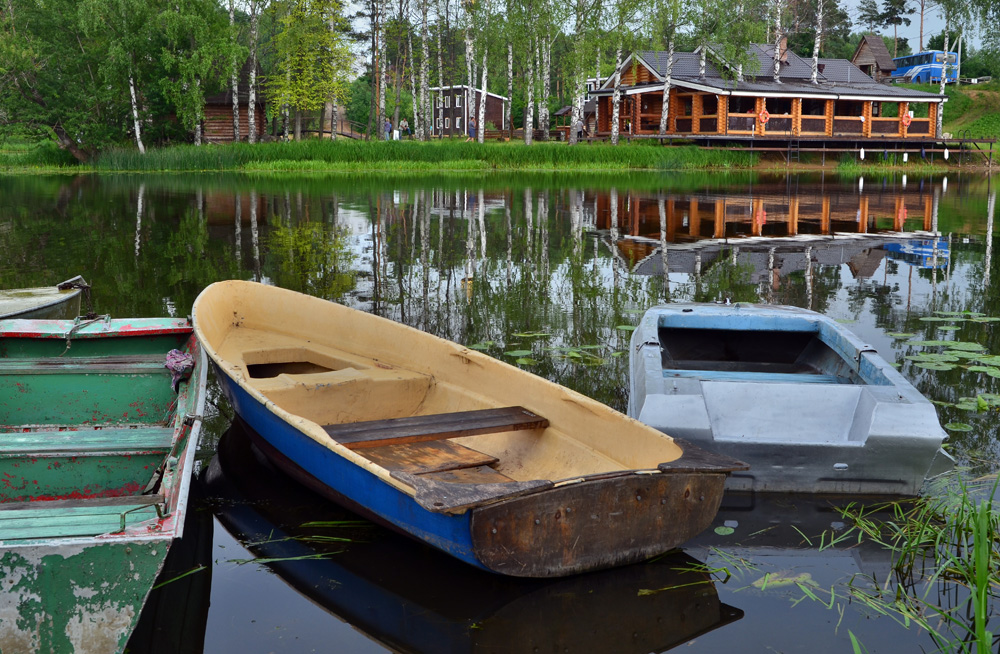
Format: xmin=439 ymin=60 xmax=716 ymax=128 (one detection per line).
xmin=1 ymin=0 xmax=997 ymax=157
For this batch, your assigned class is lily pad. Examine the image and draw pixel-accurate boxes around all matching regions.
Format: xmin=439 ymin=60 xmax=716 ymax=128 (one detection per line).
xmin=975 ymin=355 xmax=1000 ymax=366
xmin=914 ymin=361 xmax=958 ymax=371
xmin=971 ymin=316 xmax=1000 ymax=323
xmin=906 ymin=340 xmax=954 ymax=347
xmin=966 ymin=366 xmax=1000 ymax=374
xmin=835 ymin=319 xmax=857 ymax=324
xmin=946 ymin=342 xmax=986 ymax=351
xmin=949 ymin=351 xmax=983 ymax=360
xmin=467 ymin=341 xmax=494 ymax=350
xmin=944 ymin=422 xmax=973 ymax=432
xmin=616 ymin=325 xmax=637 ymax=332
xmin=938 ymin=326 xmax=961 ymax=331
xmin=714 ymin=526 xmax=735 ymax=536
xmin=512 ymin=332 xmax=550 ymax=338
xmin=752 ymin=571 xmax=816 ymax=589
xmin=920 ymin=317 xmax=960 ymax=322
xmin=931 ymin=400 xmax=955 ymax=407
xmin=905 ymin=353 xmax=959 ymax=362
xmin=504 ymin=349 xmax=533 ymax=357
xmin=934 ymin=311 xmax=965 ymax=316
xmin=887 ymin=332 xmax=917 ymax=339
xmin=515 ymin=357 xmax=539 ymax=365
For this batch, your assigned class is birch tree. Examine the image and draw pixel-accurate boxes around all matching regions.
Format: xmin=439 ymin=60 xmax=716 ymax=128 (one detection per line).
xmin=247 ymin=0 xmax=266 ymax=143
xmin=267 ymin=0 xmax=352 ymax=140
xmin=80 ymin=0 xmax=156 ymax=153
xmin=655 ymin=0 xmax=683 ymax=137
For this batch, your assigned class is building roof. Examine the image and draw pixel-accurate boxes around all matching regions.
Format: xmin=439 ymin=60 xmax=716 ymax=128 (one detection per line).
xmin=595 ymin=45 xmax=941 ymax=103
xmin=852 ymin=35 xmax=897 ymax=72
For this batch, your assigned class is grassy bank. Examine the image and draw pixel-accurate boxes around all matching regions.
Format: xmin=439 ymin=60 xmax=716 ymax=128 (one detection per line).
xmin=899 ymin=81 xmax=1000 ymax=140
xmin=0 ymin=139 xmax=78 ymax=171
xmin=90 ymin=139 xmax=757 ymax=172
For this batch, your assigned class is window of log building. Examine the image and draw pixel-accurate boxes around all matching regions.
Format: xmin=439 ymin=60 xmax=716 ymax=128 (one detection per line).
xmin=834 ymin=100 xmax=864 ymax=116
xmin=801 ymin=99 xmax=826 ymax=115
xmin=702 ymin=95 xmax=718 ymax=115
xmin=729 ymin=96 xmax=756 ymax=113
xmin=679 ymin=96 xmax=693 ymax=116
xmin=767 ymin=98 xmax=793 ymax=114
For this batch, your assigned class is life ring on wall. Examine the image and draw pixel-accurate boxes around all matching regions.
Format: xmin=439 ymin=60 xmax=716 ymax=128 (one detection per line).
xmin=758 ymin=110 xmax=770 ymax=124
xmin=902 ymin=113 xmax=912 ymax=127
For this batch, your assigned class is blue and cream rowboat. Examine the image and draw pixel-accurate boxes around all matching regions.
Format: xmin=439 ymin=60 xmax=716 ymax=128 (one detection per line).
xmin=192 ymin=281 xmax=746 ymax=578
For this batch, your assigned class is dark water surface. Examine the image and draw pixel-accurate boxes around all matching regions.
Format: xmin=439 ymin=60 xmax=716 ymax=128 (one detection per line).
xmin=2 ymin=171 xmax=998 ymax=653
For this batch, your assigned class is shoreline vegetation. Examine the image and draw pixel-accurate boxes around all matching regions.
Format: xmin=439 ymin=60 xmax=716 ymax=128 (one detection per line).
xmin=0 ymin=138 xmax=991 ymax=175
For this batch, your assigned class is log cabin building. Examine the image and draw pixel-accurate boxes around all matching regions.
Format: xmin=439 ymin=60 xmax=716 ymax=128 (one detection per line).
xmin=590 ymin=43 xmax=944 ymax=140
xmin=203 ymin=63 xmax=267 ymax=143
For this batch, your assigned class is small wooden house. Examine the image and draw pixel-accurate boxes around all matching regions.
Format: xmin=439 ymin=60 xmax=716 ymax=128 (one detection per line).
xmin=430 ymin=86 xmax=507 ymax=137
xmin=851 ymin=35 xmax=897 ymax=84
xmin=203 ymin=63 xmax=267 ymax=143
xmin=590 ymin=44 xmax=943 ymax=139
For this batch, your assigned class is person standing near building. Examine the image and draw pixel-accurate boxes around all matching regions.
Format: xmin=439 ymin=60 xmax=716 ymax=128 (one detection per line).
xmin=466 ymin=117 xmax=477 ymax=142
xmin=384 ymin=118 xmax=392 ymax=141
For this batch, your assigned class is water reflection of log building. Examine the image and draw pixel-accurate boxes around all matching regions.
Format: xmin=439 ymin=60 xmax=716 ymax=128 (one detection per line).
xmin=594 ymin=181 xmax=948 ymax=282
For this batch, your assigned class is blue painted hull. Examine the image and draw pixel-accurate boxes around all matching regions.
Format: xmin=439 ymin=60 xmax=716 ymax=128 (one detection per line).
xmin=212 ymin=363 xmax=486 ymax=570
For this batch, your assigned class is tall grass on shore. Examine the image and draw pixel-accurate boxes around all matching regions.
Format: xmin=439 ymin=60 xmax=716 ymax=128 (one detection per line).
xmin=0 ymin=140 xmax=78 ymax=169
xmin=92 ymin=140 xmax=758 ymax=172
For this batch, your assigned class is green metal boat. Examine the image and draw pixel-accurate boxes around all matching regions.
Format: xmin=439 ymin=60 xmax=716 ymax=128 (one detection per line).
xmin=0 ymin=276 xmax=88 ymax=320
xmin=0 ymin=316 xmax=207 ymax=654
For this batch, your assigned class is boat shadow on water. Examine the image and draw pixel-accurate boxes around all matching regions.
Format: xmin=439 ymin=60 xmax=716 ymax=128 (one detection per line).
xmin=203 ymin=422 xmax=745 ymax=654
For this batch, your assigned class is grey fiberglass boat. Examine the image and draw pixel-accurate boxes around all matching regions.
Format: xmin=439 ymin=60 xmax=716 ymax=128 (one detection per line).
xmin=629 ymin=303 xmax=953 ymax=495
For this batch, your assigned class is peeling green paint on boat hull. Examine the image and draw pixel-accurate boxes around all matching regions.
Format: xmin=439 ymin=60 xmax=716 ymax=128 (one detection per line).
xmin=0 ymin=317 xmax=207 ymax=654
xmin=0 ymin=542 xmax=164 ymax=654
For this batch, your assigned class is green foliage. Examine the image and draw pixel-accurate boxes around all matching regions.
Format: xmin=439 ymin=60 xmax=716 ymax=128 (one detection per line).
xmin=267 ymin=0 xmax=352 ymax=115
xmin=694 ymin=249 xmax=759 ymax=303
xmin=265 ymin=219 xmax=356 ymax=299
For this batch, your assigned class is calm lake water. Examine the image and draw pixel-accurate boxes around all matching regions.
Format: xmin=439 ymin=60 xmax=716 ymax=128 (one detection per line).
xmin=2 ymin=171 xmax=998 ymax=653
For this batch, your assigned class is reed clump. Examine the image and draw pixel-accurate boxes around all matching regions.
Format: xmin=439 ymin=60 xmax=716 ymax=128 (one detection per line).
xmin=92 ymin=140 xmax=757 ymax=172
xmin=840 ymin=472 xmax=1000 ymax=653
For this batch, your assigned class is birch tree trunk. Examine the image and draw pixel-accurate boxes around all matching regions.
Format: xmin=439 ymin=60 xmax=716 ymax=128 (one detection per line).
xmin=379 ymin=47 xmax=387 ymax=133
xmin=541 ymin=37 xmax=551 ymax=140
xmin=534 ymin=42 xmax=542 ymax=138
xmin=409 ymin=34 xmax=421 ymax=139
xmin=658 ymin=39 xmax=673 ymax=135
xmin=128 ymin=72 xmax=145 ymax=154
xmin=248 ymin=4 xmax=259 ymax=143
xmin=811 ymin=0 xmax=823 ymax=83
xmin=568 ymin=74 xmax=583 ymax=145
xmin=594 ymin=51 xmax=600 ymax=132
xmin=436 ymin=0 xmax=444 ymax=139
xmin=699 ymin=48 xmax=707 ymax=79
xmin=194 ymin=79 xmax=203 ymax=145
xmin=507 ymin=42 xmax=513 ymax=136
xmin=477 ymin=48 xmax=487 ymax=143
xmin=612 ymin=45 xmax=622 ymax=144
xmin=465 ymin=31 xmax=474 ymax=135
xmin=938 ymin=28 xmax=948 ymax=138
xmin=772 ymin=0 xmax=782 ymax=83
xmin=420 ymin=0 xmax=431 ymax=140
xmin=525 ymin=36 xmax=535 ymax=145
xmin=229 ymin=0 xmax=240 ymax=142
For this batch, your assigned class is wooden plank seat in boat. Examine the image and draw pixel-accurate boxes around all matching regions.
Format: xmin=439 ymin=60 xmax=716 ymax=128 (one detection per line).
xmin=0 ymin=354 xmax=169 ymax=374
xmin=0 ymin=496 xmax=164 ymax=541
xmin=0 ymin=427 xmax=175 ymax=456
xmin=322 ymin=406 xmax=549 ymax=450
